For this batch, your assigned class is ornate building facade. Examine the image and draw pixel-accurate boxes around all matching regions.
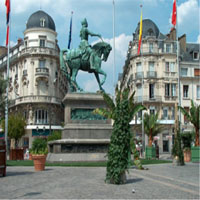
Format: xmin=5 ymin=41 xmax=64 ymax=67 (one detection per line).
xmin=0 ymin=10 xmax=68 ymax=148
xmin=119 ymin=19 xmax=199 ymax=154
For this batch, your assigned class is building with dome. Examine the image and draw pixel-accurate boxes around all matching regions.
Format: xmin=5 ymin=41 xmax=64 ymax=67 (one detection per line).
xmin=0 ymin=10 xmax=68 ymax=148
xmin=119 ymin=19 xmax=199 ymax=154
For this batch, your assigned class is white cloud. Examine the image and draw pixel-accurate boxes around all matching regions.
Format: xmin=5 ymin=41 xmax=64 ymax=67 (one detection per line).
xmin=178 ymin=0 xmax=199 ymax=25
xmin=197 ymin=35 xmax=200 ymax=43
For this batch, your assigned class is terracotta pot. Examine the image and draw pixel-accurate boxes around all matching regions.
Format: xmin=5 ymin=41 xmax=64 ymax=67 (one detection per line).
xmin=184 ymin=149 xmax=191 ymax=162
xmin=9 ymin=149 xmax=24 ymax=160
xmin=32 ymin=155 xmax=46 ymax=171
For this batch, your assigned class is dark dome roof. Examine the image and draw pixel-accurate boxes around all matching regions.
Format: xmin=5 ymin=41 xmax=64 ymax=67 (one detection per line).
xmin=26 ymin=10 xmax=56 ymax=31
xmin=135 ymin=19 xmax=160 ymax=38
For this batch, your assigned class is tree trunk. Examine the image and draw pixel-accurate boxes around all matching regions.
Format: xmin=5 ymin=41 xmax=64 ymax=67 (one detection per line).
xmin=195 ymin=127 xmax=199 ymax=146
xmin=148 ymin=131 xmax=153 ymax=147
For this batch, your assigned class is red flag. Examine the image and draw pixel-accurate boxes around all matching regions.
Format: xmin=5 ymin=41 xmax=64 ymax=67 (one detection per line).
xmin=5 ymin=0 xmax=10 ymax=24
xmin=5 ymin=0 xmax=10 ymax=46
xmin=172 ymin=0 xmax=176 ymax=26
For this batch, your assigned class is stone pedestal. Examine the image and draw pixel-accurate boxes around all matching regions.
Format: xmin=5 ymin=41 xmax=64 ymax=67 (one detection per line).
xmin=47 ymin=92 xmax=112 ymax=162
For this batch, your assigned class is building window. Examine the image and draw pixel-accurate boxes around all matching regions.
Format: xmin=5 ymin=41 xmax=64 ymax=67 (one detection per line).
xmin=149 ymin=43 xmax=153 ymax=53
xmin=40 ymin=18 xmax=46 ymax=27
xmin=25 ymin=41 xmax=28 ymax=48
xmin=149 ymin=106 xmax=155 ymax=115
xmin=165 ymin=83 xmax=170 ymax=97
xmin=35 ymin=109 xmax=48 ymax=124
xmin=171 ymin=107 xmax=175 ymax=120
xmin=170 ymin=62 xmax=175 ymax=72
xmin=136 ymin=62 xmax=142 ymax=72
xmin=181 ymin=68 xmax=188 ymax=76
xmin=194 ymin=68 xmax=200 ymax=77
xmin=149 ymin=83 xmax=154 ymax=99
xmin=165 ymin=62 xmax=170 ymax=72
xmin=40 ymin=39 xmax=45 ymax=47
xmin=137 ymin=84 xmax=142 ymax=102
xmin=166 ymin=44 xmax=171 ymax=53
xmin=23 ymin=137 xmax=29 ymax=148
xmin=183 ymin=85 xmax=189 ymax=98
xmin=39 ymin=60 xmax=45 ymax=68
xmin=193 ymin=52 xmax=199 ymax=60
xmin=197 ymin=85 xmax=200 ymax=99
xmin=163 ymin=107 xmax=168 ymax=119
xmin=149 ymin=61 xmax=154 ymax=71
xmin=171 ymin=84 xmax=176 ymax=97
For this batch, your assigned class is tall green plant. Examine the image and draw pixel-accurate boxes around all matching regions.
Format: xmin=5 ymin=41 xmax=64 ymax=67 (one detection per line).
xmin=179 ymin=100 xmax=200 ymax=146
xmin=172 ymin=129 xmax=184 ymax=165
xmin=143 ymin=112 xmax=163 ymax=147
xmin=0 ymin=77 xmax=7 ymax=120
xmin=1 ymin=114 xmax=26 ymax=148
xmin=95 ymin=88 xmax=145 ymax=184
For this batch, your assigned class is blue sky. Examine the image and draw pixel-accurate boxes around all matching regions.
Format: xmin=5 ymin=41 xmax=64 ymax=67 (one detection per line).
xmin=0 ymin=0 xmax=199 ymax=94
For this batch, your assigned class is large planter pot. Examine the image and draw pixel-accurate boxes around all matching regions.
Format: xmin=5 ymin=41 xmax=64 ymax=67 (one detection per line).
xmin=191 ymin=146 xmax=200 ymax=162
xmin=32 ymin=155 xmax=46 ymax=171
xmin=9 ymin=149 xmax=24 ymax=160
xmin=0 ymin=140 xmax=6 ymax=176
xmin=145 ymin=146 xmax=156 ymax=159
xmin=110 ymin=171 xmax=126 ymax=184
xmin=183 ymin=149 xmax=191 ymax=162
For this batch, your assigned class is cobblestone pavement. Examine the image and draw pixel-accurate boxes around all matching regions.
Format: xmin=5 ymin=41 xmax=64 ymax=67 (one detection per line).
xmin=0 ymin=163 xmax=199 ymax=199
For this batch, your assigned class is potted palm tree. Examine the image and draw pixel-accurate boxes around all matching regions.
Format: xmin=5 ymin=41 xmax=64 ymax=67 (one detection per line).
xmin=31 ymin=138 xmax=48 ymax=171
xmin=95 ymin=89 xmax=145 ymax=184
xmin=1 ymin=114 xmax=26 ymax=160
xmin=143 ymin=112 xmax=163 ymax=159
xmin=181 ymin=131 xmax=193 ymax=162
xmin=179 ymin=100 xmax=200 ymax=162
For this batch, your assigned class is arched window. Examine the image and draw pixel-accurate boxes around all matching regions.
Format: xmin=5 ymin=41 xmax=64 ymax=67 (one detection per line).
xmin=40 ymin=18 xmax=45 ymax=27
xmin=148 ymin=29 xmax=153 ymax=36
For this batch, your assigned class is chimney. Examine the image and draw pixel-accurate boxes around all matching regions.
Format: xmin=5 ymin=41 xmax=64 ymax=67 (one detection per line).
xmin=179 ymin=34 xmax=186 ymax=52
xmin=17 ymin=38 xmax=23 ymax=44
xmin=0 ymin=46 xmax=7 ymax=57
xmin=169 ymin=27 xmax=176 ymax=40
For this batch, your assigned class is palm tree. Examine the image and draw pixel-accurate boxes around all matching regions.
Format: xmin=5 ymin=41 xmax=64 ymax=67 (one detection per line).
xmin=95 ymin=88 xmax=146 ymax=184
xmin=179 ymin=100 xmax=200 ymax=146
xmin=143 ymin=112 xmax=163 ymax=147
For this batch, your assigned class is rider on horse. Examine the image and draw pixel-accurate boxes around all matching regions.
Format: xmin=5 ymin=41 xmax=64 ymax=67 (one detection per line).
xmin=79 ymin=18 xmax=102 ymax=70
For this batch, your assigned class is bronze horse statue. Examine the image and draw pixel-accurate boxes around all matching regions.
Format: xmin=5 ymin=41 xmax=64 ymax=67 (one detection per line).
xmin=60 ymin=41 xmax=112 ymax=92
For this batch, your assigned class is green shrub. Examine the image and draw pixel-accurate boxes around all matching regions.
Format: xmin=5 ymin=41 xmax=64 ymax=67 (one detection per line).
xmin=181 ymin=131 xmax=194 ymax=149
xmin=32 ymin=138 xmax=48 ymax=155
xmin=47 ymin=131 xmax=61 ymax=142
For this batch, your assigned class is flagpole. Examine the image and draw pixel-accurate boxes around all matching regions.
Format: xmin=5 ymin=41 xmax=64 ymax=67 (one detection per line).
xmin=112 ymin=0 xmax=116 ymax=94
xmin=5 ymin=0 xmax=11 ymax=157
xmin=176 ymin=0 xmax=181 ymax=128
xmin=138 ymin=5 xmax=145 ymax=157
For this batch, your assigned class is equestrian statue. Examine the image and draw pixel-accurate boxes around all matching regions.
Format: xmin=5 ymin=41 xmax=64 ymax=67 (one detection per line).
xmin=60 ymin=18 xmax=112 ymax=92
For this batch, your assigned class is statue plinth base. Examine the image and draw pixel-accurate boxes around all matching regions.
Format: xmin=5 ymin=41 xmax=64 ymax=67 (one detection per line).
xmin=47 ymin=92 xmax=112 ymax=162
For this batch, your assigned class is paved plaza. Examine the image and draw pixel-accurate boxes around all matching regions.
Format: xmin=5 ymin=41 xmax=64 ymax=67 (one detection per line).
xmin=0 ymin=163 xmax=199 ymax=199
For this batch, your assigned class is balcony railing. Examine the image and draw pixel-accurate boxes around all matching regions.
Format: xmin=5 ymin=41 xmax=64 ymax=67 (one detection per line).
xmin=164 ymin=71 xmax=177 ymax=77
xmin=135 ymin=95 xmax=162 ymax=103
xmin=20 ymin=47 xmax=59 ymax=57
xmin=130 ymin=46 xmax=176 ymax=57
xmin=164 ymin=96 xmax=177 ymax=101
xmin=35 ymin=68 xmax=49 ymax=76
xmin=10 ymin=95 xmax=62 ymax=106
xmin=147 ymin=71 xmax=157 ymax=78
xmin=135 ymin=72 xmax=144 ymax=79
